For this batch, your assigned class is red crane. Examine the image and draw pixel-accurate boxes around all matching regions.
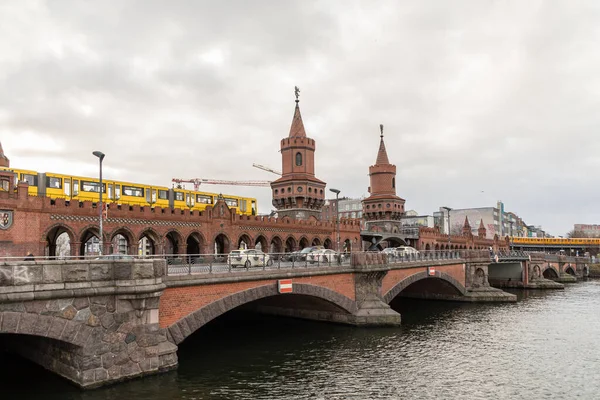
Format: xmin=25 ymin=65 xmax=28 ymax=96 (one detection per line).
xmin=172 ymin=178 xmax=272 ymax=191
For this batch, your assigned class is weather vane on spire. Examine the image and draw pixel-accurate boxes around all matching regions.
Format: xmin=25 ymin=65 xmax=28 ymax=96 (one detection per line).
xmin=380 ymin=124 xmax=384 ymax=138
xmin=294 ymin=86 xmax=300 ymax=102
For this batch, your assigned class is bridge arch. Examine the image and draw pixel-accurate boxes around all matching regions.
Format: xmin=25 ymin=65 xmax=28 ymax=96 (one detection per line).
xmin=383 ymin=271 xmax=467 ymax=303
xmin=236 ymin=233 xmax=252 ymax=250
xmin=165 ymin=229 xmax=184 ymax=255
xmin=270 ymin=235 xmax=283 ymax=253
xmin=138 ymin=228 xmax=160 ymax=255
xmin=108 ymin=226 xmax=136 ymax=255
xmin=0 ymin=311 xmax=84 ymax=347
xmin=284 ymin=236 xmax=297 ymax=252
xmin=186 ymin=231 xmax=205 ymax=255
xmin=542 ymin=265 xmax=559 ymax=279
xmin=213 ymin=233 xmax=231 ymax=254
xmin=323 ymin=238 xmax=333 ymax=249
xmin=311 ymin=237 xmax=322 ymax=246
xmin=299 ymin=236 xmax=309 ymax=249
xmin=42 ymin=223 xmax=76 ymax=258
xmin=254 ymin=234 xmax=268 ymax=252
xmin=565 ymin=265 xmax=576 ymax=276
xmin=78 ymin=225 xmax=106 ymax=257
xmin=167 ymin=283 xmax=357 ymax=345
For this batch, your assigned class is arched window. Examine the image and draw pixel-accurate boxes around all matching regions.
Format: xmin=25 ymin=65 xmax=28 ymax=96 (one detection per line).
xmin=392 ymin=177 xmax=395 ymax=189
xmin=295 ymin=152 xmax=302 ymax=166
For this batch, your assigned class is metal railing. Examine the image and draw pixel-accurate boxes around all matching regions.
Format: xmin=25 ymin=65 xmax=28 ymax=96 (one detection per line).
xmin=384 ymin=250 xmax=461 ymax=264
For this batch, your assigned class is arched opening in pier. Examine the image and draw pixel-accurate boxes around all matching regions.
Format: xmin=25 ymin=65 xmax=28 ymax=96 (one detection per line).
xmin=214 ymin=234 xmax=230 ymax=255
xmin=237 ymin=234 xmax=251 ymax=250
xmin=166 ymin=231 xmax=182 ymax=256
xmin=138 ymin=229 xmax=159 ymax=256
xmin=565 ymin=266 xmax=576 ymax=276
xmin=311 ymin=237 xmax=321 ymax=246
xmin=254 ymin=235 xmax=268 ymax=252
xmin=0 ymin=331 xmax=81 ymax=388
xmin=299 ymin=237 xmax=309 ymax=250
xmin=323 ymin=238 xmax=333 ymax=249
xmin=44 ymin=225 xmax=73 ymax=259
xmin=186 ymin=232 xmax=204 ymax=255
xmin=543 ymin=267 xmax=559 ymax=280
xmin=284 ymin=237 xmax=296 ymax=253
xmin=79 ymin=227 xmax=101 ymax=258
xmin=110 ymin=232 xmax=131 ymax=255
xmin=270 ymin=236 xmax=283 ymax=254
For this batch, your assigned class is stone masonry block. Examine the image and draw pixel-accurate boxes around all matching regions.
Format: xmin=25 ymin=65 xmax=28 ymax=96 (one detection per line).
xmin=17 ymin=313 xmax=39 ymax=335
xmin=1 ymin=312 xmax=20 ymax=333
xmin=132 ymin=264 xmax=154 ymax=280
xmin=43 ymin=265 xmax=63 ymax=283
xmin=0 ymin=266 xmax=12 ymax=285
xmin=113 ymin=264 xmax=132 ymax=280
xmin=63 ymin=265 xmax=89 ymax=282
xmin=47 ymin=317 xmax=67 ymax=339
xmin=89 ymin=263 xmax=112 ymax=281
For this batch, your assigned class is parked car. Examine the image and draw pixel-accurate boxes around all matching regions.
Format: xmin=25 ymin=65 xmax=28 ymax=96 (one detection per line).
xmin=307 ymin=248 xmax=339 ymax=264
xmin=396 ymin=246 xmax=419 ymax=257
xmin=289 ymin=246 xmax=323 ymax=262
xmin=228 ymin=249 xmax=272 ymax=268
xmin=381 ymin=247 xmax=399 ymax=258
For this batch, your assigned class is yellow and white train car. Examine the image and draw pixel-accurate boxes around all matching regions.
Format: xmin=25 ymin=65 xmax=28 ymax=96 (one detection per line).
xmin=0 ymin=167 xmax=258 ymax=216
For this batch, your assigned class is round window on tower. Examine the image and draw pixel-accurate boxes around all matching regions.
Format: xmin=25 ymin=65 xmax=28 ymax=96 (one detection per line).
xmin=386 ymin=203 xmax=390 ymax=208
xmin=288 ymin=187 xmax=291 ymax=193
xmin=274 ymin=189 xmax=278 ymax=195
xmin=308 ymin=187 xmax=312 ymax=193
xmin=297 ymin=187 xmax=303 ymax=192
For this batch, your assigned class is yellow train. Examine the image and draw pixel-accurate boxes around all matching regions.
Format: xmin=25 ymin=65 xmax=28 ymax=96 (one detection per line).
xmin=0 ymin=167 xmax=257 ymax=216
xmin=510 ymin=237 xmax=600 ymax=246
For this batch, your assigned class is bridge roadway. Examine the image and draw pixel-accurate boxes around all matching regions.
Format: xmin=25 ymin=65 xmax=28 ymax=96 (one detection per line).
xmin=0 ymin=250 xmax=591 ymax=389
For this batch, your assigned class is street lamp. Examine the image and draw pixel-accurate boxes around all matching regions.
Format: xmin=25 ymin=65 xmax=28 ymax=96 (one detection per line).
xmin=93 ymin=151 xmax=105 ymax=256
xmin=442 ymin=206 xmax=452 ymax=247
xmin=330 ymin=188 xmax=341 ymax=252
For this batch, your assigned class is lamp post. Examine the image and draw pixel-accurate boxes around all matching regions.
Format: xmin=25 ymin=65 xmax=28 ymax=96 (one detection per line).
xmin=330 ymin=188 xmax=341 ymax=252
xmin=442 ymin=206 xmax=452 ymax=248
xmin=93 ymin=151 xmax=105 ymax=256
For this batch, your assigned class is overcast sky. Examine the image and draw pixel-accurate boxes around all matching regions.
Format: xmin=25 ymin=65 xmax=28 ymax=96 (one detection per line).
xmin=1 ymin=1 xmax=599 ymax=236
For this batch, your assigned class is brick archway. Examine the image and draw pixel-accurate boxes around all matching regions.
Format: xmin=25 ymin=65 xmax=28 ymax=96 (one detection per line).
xmin=42 ymin=223 xmax=77 ymax=258
xmin=166 ymin=283 xmax=357 ymax=345
xmin=383 ymin=271 xmax=467 ymax=303
xmin=542 ymin=265 xmax=560 ymax=279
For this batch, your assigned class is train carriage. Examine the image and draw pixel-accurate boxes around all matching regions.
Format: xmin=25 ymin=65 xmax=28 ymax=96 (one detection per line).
xmin=0 ymin=166 xmax=258 ymax=216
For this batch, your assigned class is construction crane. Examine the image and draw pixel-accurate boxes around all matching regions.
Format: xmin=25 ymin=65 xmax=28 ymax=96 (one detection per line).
xmin=172 ymin=178 xmax=272 ymax=191
xmin=252 ymin=163 xmax=282 ymax=176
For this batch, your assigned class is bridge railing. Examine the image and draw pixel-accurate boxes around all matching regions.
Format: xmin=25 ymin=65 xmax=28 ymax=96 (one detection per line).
xmin=384 ymin=250 xmax=462 ymax=264
xmin=491 ymin=250 xmax=530 ymax=262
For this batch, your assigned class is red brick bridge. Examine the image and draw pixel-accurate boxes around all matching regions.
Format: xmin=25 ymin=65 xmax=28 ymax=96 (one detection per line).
xmin=0 ymin=250 xmax=590 ymax=388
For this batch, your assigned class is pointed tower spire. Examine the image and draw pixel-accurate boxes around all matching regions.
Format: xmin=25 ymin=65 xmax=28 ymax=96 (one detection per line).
xmin=478 ymin=219 xmax=487 ymax=238
xmin=0 ymin=141 xmax=9 ymax=168
xmin=375 ymin=124 xmax=390 ymax=165
xmin=462 ymin=216 xmax=472 ymax=236
xmin=288 ymin=86 xmax=306 ymax=138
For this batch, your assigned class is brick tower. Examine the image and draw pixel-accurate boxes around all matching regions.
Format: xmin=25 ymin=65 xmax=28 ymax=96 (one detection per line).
xmin=0 ymin=143 xmax=10 ymax=168
xmin=0 ymin=141 xmax=9 ymax=167
xmin=271 ymin=88 xmax=326 ymax=220
xmin=362 ymin=125 xmax=405 ymax=232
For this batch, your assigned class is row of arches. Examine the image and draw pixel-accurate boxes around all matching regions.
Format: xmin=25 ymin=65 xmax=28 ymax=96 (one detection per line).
xmin=43 ymin=224 xmax=345 ymax=258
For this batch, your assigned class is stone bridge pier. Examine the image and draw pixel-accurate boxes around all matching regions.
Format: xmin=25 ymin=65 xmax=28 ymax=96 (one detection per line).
xmin=0 ymin=259 xmax=177 ymax=388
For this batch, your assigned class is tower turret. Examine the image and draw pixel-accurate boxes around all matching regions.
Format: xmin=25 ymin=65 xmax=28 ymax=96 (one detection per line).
xmin=270 ymin=87 xmax=326 ymax=220
xmin=478 ymin=219 xmax=487 ymax=238
xmin=362 ymin=125 xmax=405 ymax=226
xmin=0 ymin=141 xmax=9 ymax=168
xmin=462 ymin=216 xmax=472 ymax=236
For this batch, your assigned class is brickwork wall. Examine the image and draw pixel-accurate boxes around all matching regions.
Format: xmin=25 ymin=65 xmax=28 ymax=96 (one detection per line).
xmin=0 ymin=189 xmax=361 ymax=258
xmin=159 ymin=273 xmax=356 ymax=328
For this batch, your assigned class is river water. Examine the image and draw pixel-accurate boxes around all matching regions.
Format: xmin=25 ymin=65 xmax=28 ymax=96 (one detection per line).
xmin=2 ymin=281 xmax=600 ymax=399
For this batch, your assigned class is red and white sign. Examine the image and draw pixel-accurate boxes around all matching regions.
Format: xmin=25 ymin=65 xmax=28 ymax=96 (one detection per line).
xmin=278 ymin=279 xmax=293 ymax=293
xmin=428 ymin=268 xmax=436 ymax=276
